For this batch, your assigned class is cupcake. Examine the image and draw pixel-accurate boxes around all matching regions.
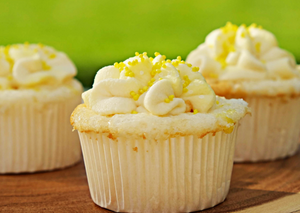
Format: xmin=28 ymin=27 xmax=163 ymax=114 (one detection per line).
xmin=187 ymin=22 xmax=300 ymax=162
xmin=71 ymin=52 xmax=249 ymax=212
xmin=0 ymin=43 xmax=83 ymax=173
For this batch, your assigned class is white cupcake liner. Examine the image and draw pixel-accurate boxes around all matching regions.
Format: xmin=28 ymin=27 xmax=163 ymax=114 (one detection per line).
xmin=78 ymin=124 xmax=238 ymax=213
xmin=234 ymin=96 xmax=300 ymax=162
xmin=0 ymin=98 xmax=82 ymax=173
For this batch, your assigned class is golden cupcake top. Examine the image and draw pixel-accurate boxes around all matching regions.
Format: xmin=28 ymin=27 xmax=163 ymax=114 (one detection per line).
xmin=0 ymin=43 xmax=78 ymax=90
xmin=83 ymin=52 xmax=216 ymax=116
xmin=187 ymin=22 xmax=300 ymax=81
xmin=71 ymin=96 xmax=249 ymax=139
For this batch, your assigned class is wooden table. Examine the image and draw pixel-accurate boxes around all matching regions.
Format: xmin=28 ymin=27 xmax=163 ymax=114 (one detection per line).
xmin=1 ymin=148 xmax=300 ymax=213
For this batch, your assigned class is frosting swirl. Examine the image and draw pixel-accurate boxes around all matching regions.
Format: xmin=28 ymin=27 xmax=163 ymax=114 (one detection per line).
xmin=186 ymin=22 xmax=300 ymax=81
xmin=0 ymin=43 xmax=77 ymax=89
xmin=83 ymin=52 xmax=216 ymax=116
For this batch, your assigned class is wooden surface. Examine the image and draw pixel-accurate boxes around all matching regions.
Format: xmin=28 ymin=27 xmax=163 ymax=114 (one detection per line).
xmin=1 ymin=148 xmax=300 ymax=213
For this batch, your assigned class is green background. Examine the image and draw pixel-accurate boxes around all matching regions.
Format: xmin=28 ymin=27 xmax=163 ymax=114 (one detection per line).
xmin=0 ymin=0 xmax=299 ymax=87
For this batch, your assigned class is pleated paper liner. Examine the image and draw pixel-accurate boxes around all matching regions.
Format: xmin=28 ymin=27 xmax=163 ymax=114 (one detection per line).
xmin=234 ymin=96 xmax=300 ymax=162
xmin=79 ymin=124 xmax=238 ymax=213
xmin=0 ymin=97 xmax=82 ymax=173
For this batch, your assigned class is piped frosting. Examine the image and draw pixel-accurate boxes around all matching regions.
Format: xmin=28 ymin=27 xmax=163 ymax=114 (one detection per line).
xmin=0 ymin=43 xmax=77 ymax=90
xmin=187 ymin=22 xmax=300 ymax=81
xmin=83 ymin=52 xmax=216 ymax=116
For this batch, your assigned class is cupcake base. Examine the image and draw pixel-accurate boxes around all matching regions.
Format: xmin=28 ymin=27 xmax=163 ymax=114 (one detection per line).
xmin=78 ymin=125 xmax=238 ymax=213
xmin=234 ymin=96 xmax=300 ymax=162
xmin=0 ymin=97 xmax=82 ymax=173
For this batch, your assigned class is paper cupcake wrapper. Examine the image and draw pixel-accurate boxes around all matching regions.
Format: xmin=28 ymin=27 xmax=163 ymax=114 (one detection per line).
xmin=235 ymin=96 xmax=300 ymax=162
xmin=0 ymin=98 xmax=82 ymax=173
xmin=79 ymin=124 xmax=238 ymax=213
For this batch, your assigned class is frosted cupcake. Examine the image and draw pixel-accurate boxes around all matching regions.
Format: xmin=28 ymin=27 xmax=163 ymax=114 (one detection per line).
xmin=71 ymin=52 xmax=249 ymax=212
xmin=0 ymin=43 xmax=83 ymax=173
xmin=187 ymin=23 xmax=300 ymax=162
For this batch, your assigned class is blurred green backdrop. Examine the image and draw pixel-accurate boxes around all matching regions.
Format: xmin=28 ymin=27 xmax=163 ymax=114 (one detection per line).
xmin=0 ymin=0 xmax=299 ymax=87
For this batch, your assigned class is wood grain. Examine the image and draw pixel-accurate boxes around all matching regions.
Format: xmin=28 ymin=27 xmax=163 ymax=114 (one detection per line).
xmin=1 ymin=147 xmax=300 ymax=213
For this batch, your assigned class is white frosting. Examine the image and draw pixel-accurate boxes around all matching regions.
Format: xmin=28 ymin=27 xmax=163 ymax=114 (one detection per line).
xmin=0 ymin=56 xmax=10 ymax=77
xmin=0 ymin=78 xmax=9 ymax=90
xmin=83 ymin=53 xmax=216 ymax=116
xmin=143 ymin=80 xmax=186 ymax=115
xmin=186 ymin=23 xmax=300 ymax=81
xmin=0 ymin=51 xmax=11 ymax=89
xmin=0 ymin=43 xmax=77 ymax=89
